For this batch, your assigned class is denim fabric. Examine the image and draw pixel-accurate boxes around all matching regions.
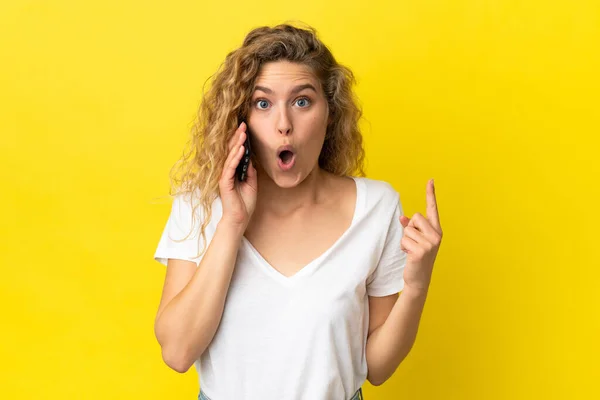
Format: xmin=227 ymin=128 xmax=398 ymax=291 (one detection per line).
xmin=198 ymin=391 xmax=210 ymax=400
xmin=198 ymin=387 xmax=363 ymax=400
xmin=351 ymin=387 xmax=364 ymax=400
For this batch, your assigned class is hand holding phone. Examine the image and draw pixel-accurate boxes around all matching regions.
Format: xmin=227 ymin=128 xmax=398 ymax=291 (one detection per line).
xmin=220 ymin=120 xmax=257 ymax=228
xmin=235 ymin=121 xmax=252 ymax=182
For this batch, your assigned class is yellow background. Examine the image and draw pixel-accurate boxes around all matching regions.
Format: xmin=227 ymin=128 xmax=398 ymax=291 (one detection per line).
xmin=2 ymin=0 xmax=598 ymax=398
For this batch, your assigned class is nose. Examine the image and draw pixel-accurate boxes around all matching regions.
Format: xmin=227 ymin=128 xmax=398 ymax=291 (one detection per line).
xmin=277 ymin=109 xmax=292 ymax=136
xmin=278 ymin=126 xmax=292 ymax=135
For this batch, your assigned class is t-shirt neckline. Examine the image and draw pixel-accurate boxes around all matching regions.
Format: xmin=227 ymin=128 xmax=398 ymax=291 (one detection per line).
xmin=241 ymin=176 xmax=365 ymax=286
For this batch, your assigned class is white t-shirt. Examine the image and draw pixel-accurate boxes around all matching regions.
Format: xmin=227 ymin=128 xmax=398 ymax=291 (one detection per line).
xmin=154 ymin=176 xmax=407 ymax=400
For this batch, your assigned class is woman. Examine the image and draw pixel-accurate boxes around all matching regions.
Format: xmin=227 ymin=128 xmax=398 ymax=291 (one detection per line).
xmin=153 ymin=23 xmax=443 ymax=400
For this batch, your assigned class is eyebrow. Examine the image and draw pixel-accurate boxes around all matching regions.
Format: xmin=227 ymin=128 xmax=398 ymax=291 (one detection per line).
xmin=253 ymin=83 xmax=318 ymax=96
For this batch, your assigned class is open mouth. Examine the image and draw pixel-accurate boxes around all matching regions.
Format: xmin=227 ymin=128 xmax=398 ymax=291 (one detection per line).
xmin=277 ymin=147 xmax=296 ymax=171
xmin=278 ymin=150 xmax=294 ymax=165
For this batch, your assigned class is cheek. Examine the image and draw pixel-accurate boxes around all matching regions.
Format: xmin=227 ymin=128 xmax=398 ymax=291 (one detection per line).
xmin=309 ymin=133 xmax=326 ymax=153
xmin=247 ymin=132 xmax=273 ymax=167
xmin=296 ymin=134 xmax=326 ymax=167
xmin=296 ymin=120 xmax=326 ymax=157
xmin=307 ymin=123 xmax=327 ymax=150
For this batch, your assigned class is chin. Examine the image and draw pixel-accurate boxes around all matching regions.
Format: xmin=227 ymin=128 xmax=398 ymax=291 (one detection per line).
xmin=270 ymin=173 xmax=304 ymax=189
xmin=259 ymin=164 xmax=307 ymax=188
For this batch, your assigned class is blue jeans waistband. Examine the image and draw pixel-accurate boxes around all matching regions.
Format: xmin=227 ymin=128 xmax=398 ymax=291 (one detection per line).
xmin=198 ymin=387 xmax=363 ymax=400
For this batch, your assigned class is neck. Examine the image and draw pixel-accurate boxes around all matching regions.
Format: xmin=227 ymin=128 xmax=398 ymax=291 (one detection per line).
xmin=254 ymin=166 xmax=329 ymax=218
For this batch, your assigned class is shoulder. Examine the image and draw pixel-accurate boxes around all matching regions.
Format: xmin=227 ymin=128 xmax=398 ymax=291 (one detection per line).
xmin=169 ymin=190 xmax=198 ymax=220
xmin=169 ymin=189 xmax=223 ymax=227
xmin=355 ymin=176 xmax=400 ymax=209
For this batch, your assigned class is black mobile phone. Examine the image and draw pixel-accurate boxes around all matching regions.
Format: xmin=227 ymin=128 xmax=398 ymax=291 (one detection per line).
xmin=235 ymin=121 xmax=252 ymax=182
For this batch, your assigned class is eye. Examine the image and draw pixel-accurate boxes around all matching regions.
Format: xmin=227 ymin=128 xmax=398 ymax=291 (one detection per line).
xmin=255 ymin=99 xmax=270 ymax=110
xmin=295 ymin=97 xmax=311 ymax=108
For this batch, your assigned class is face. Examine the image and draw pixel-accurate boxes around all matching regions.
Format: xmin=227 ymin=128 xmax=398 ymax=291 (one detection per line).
xmin=247 ymin=60 xmax=330 ymax=188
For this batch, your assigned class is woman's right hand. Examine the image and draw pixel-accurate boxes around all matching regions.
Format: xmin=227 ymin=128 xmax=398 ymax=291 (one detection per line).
xmin=219 ymin=121 xmax=258 ymax=230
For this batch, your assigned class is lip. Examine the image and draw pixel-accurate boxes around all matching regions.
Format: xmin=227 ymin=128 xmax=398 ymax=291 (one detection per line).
xmin=276 ymin=144 xmax=295 ymax=155
xmin=276 ymin=144 xmax=296 ymax=171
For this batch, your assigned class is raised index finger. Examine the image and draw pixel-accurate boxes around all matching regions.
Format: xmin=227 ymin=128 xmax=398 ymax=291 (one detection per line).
xmin=426 ymin=179 xmax=441 ymax=233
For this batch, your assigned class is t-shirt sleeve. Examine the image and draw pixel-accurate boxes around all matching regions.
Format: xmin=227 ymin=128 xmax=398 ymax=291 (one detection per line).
xmin=366 ymin=193 xmax=407 ymax=297
xmin=153 ymin=193 xmax=206 ymax=267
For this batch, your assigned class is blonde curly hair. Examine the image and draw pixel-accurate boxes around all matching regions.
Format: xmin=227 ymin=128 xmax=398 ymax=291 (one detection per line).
xmin=167 ymin=22 xmax=366 ymax=258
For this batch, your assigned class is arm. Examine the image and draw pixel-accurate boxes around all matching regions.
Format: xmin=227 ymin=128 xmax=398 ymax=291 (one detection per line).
xmin=154 ymin=121 xmax=257 ymax=373
xmin=366 ymin=287 xmax=428 ymax=386
xmin=367 ymin=179 xmax=441 ymax=385
xmin=154 ymin=220 xmax=245 ymax=373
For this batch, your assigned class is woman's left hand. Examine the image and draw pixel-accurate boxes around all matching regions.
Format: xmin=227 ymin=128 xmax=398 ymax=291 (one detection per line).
xmin=399 ymin=179 xmax=443 ymax=294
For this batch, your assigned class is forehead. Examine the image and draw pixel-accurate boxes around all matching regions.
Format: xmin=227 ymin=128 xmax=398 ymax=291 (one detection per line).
xmin=254 ymin=61 xmax=319 ymax=90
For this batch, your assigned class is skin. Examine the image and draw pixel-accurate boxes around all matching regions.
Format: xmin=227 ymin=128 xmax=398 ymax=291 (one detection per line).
xmin=247 ymin=60 xmax=330 ymax=192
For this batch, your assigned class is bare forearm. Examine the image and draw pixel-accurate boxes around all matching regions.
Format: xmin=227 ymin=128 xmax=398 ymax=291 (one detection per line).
xmin=154 ymin=221 xmax=244 ymax=371
xmin=366 ymin=287 xmax=428 ymax=385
